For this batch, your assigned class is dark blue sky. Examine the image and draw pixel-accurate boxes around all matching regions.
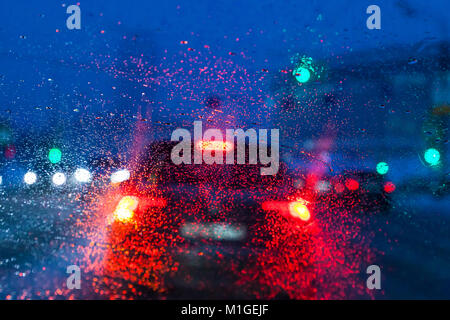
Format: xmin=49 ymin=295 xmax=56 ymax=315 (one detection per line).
xmin=0 ymin=0 xmax=448 ymax=135
xmin=1 ymin=0 xmax=447 ymax=56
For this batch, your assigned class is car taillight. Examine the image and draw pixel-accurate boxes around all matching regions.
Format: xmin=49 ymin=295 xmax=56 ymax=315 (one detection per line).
xmin=144 ymin=197 xmax=168 ymax=208
xmin=345 ymin=178 xmax=359 ymax=191
xmin=196 ymin=140 xmax=234 ymax=152
xmin=288 ymin=201 xmax=311 ymax=221
xmin=113 ymin=196 xmax=139 ymax=222
xmin=383 ymin=181 xmax=396 ymax=193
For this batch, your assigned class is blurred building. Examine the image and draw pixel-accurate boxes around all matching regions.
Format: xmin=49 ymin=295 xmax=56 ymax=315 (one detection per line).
xmin=271 ymin=42 xmax=449 ymax=189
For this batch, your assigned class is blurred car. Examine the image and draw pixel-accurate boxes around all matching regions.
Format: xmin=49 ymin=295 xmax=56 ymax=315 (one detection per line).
xmin=102 ymin=140 xmax=314 ymax=296
xmin=332 ymin=171 xmax=393 ymax=210
xmin=292 ymin=169 xmax=393 ymax=211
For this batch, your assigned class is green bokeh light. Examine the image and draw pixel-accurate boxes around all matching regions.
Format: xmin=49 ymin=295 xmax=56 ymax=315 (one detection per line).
xmin=292 ymin=67 xmax=311 ymax=83
xmin=376 ymin=162 xmax=389 ymax=175
xmin=48 ymin=148 xmax=62 ymax=164
xmin=424 ymin=148 xmax=440 ymax=166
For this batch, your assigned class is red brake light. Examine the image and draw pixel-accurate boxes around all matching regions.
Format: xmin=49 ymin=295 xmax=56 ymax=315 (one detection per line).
xmin=196 ymin=140 xmax=233 ymax=152
xmin=384 ymin=181 xmax=396 ymax=193
xmin=288 ymin=201 xmax=311 ymax=221
xmin=262 ymin=198 xmax=311 ymax=222
xmin=113 ymin=196 xmax=139 ymax=222
xmin=345 ymin=178 xmax=359 ymax=191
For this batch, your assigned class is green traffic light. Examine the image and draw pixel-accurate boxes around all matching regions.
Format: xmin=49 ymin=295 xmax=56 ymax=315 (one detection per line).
xmin=424 ymin=148 xmax=440 ymax=166
xmin=376 ymin=162 xmax=389 ymax=175
xmin=292 ymin=66 xmax=311 ymax=83
xmin=48 ymin=148 xmax=62 ymax=164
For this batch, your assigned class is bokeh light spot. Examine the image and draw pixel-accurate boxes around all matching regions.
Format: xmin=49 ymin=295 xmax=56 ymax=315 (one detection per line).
xmin=48 ymin=148 xmax=62 ymax=164
xmin=292 ymin=67 xmax=311 ymax=83
xmin=376 ymin=162 xmax=389 ymax=175
xmin=424 ymin=148 xmax=440 ymax=166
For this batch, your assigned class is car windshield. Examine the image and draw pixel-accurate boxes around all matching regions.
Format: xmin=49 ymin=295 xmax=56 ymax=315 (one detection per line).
xmin=0 ymin=0 xmax=448 ymax=302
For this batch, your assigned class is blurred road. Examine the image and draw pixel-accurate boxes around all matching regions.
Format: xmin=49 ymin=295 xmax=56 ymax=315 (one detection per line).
xmin=0 ymin=189 xmax=448 ymax=299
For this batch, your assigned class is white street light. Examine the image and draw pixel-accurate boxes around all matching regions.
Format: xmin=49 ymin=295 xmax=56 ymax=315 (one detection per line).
xmin=74 ymin=168 xmax=92 ymax=183
xmin=24 ymin=171 xmax=37 ymax=185
xmin=52 ymin=172 xmax=67 ymax=186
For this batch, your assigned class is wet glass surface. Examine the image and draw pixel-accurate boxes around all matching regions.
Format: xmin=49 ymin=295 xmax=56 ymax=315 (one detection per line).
xmin=0 ymin=0 xmax=449 ymax=299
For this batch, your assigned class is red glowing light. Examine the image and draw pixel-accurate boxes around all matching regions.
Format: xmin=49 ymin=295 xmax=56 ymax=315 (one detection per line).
xmin=384 ymin=181 xmax=396 ymax=193
xmin=261 ymin=200 xmax=279 ymax=212
xmin=196 ymin=140 xmax=234 ymax=152
xmin=289 ymin=201 xmax=311 ymax=221
xmin=345 ymin=178 xmax=359 ymax=191
xmin=113 ymin=196 xmax=139 ymax=222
